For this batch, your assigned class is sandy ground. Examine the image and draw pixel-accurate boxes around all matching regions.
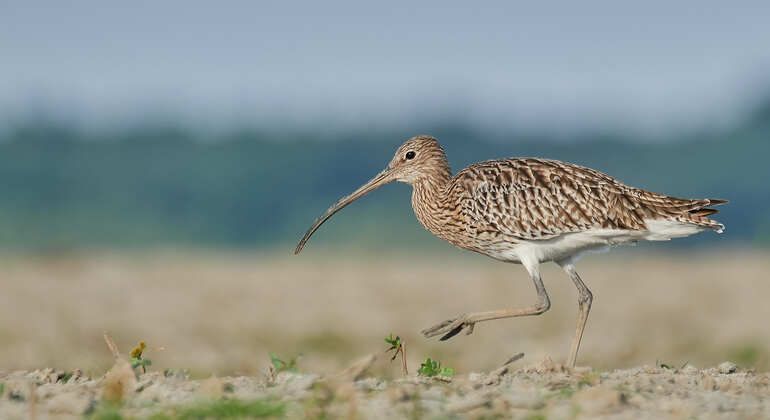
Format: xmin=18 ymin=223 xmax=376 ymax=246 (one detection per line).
xmin=1 ymin=249 xmax=768 ymax=375
xmin=0 ymin=249 xmax=768 ymax=417
xmin=1 ymin=358 xmax=768 ymax=419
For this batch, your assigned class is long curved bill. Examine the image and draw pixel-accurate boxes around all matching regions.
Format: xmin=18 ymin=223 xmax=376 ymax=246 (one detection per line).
xmin=294 ymin=169 xmax=393 ymax=254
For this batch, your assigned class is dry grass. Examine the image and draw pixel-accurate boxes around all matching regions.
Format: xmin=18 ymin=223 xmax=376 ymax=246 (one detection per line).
xmin=0 ymin=248 xmax=767 ymax=376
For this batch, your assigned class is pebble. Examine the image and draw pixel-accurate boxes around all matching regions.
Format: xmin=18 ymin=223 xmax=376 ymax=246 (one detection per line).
xmin=2 ymin=364 xmax=769 ymax=419
xmin=273 ymin=372 xmax=319 ymax=394
xmin=718 ymin=361 xmax=737 ymax=374
xmin=682 ymin=364 xmax=699 ymax=375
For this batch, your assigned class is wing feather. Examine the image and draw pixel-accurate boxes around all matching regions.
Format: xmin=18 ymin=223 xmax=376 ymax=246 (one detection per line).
xmin=450 ymin=158 xmax=721 ymax=241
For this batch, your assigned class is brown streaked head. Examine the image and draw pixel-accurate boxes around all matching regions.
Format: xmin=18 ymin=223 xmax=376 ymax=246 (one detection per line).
xmin=294 ymin=135 xmax=449 ymax=254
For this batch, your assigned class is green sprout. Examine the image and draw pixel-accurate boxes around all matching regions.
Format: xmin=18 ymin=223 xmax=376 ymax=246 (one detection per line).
xmin=175 ymin=399 xmax=285 ymax=419
xmin=129 ymin=341 xmax=152 ymax=374
xmin=59 ymin=371 xmax=74 ymax=383
xmin=385 ymin=334 xmax=408 ymax=375
xmin=417 ymin=357 xmax=454 ymax=378
xmin=269 ymin=352 xmax=299 ymax=373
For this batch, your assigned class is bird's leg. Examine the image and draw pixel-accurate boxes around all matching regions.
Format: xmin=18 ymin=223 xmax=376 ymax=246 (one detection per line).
xmin=421 ymin=269 xmax=551 ymax=341
xmin=559 ymin=262 xmax=593 ymax=368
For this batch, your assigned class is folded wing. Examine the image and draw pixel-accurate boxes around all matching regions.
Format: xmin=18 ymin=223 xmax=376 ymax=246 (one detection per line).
xmin=451 ymin=158 xmax=725 ymax=241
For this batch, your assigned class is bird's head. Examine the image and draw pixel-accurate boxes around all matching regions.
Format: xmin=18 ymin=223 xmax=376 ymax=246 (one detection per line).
xmin=294 ymin=135 xmax=449 ymax=254
xmin=386 ymin=135 xmax=449 ymax=184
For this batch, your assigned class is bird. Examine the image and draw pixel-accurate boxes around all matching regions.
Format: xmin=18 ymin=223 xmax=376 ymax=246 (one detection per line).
xmin=294 ymin=135 xmax=726 ymax=368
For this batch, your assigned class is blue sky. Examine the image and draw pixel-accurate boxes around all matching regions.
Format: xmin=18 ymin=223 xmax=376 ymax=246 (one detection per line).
xmin=2 ymin=1 xmax=770 ymax=135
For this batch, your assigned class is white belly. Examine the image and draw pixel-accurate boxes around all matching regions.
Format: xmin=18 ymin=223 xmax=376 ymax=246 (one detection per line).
xmin=488 ymin=229 xmax=642 ymax=265
xmin=487 ymin=220 xmax=705 ymax=265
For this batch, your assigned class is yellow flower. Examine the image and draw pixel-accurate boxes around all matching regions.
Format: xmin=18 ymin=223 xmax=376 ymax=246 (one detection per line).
xmin=130 ymin=341 xmax=146 ymax=359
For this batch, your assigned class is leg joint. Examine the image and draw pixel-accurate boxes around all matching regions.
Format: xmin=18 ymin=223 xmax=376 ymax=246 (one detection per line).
xmin=535 ymin=294 xmax=551 ymax=314
xmin=578 ymin=289 xmax=593 ymax=306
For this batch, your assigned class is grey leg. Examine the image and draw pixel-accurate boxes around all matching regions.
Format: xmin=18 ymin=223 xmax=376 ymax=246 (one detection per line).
xmin=421 ymin=267 xmax=551 ymax=341
xmin=558 ymin=262 xmax=593 ymax=368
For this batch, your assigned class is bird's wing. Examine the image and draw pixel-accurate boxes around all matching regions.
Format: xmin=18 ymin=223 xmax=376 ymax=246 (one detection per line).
xmin=449 ymin=158 xmax=716 ymax=240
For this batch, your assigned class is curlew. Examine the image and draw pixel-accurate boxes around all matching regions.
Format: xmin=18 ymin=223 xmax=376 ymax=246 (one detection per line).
xmin=294 ymin=135 xmax=726 ymax=367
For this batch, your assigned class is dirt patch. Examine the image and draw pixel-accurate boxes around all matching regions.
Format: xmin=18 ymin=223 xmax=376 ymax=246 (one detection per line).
xmin=0 ymin=251 xmax=768 ymax=375
xmin=1 ymin=250 xmax=768 ymax=417
xmin=1 ymin=358 xmax=767 ymax=419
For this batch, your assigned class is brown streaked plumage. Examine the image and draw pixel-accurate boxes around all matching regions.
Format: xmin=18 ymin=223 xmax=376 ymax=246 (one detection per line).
xmin=295 ymin=135 xmax=726 ymax=367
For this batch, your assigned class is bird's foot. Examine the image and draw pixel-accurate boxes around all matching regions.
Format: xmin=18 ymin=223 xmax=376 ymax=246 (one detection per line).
xmin=421 ymin=314 xmax=476 ymax=341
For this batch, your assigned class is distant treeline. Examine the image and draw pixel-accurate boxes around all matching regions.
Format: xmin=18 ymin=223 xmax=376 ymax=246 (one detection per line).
xmin=0 ymin=102 xmax=768 ymax=250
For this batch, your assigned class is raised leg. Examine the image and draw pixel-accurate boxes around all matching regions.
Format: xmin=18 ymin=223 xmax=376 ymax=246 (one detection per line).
xmin=558 ymin=261 xmax=593 ymax=368
xmin=421 ymin=264 xmax=551 ymax=341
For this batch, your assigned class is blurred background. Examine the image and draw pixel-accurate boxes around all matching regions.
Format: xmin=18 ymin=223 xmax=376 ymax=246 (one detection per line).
xmin=1 ymin=1 xmax=769 ymax=376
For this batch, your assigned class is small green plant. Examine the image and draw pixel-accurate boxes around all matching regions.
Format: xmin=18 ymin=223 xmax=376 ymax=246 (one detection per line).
xmin=129 ymin=341 xmax=152 ymax=374
xmin=89 ymin=403 xmax=124 ymax=420
xmin=417 ymin=357 xmax=454 ymax=378
xmin=0 ymin=382 xmax=5 ymax=397
xmin=175 ymin=398 xmax=285 ymax=419
xmin=269 ymin=352 xmax=299 ymax=373
xmin=385 ymin=334 xmax=408 ymax=375
xmin=59 ymin=371 xmax=74 ymax=383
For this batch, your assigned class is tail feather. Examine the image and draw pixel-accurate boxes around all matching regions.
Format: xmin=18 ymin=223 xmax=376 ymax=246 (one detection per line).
xmin=689 ymin=208 xmax=718 ymax=217
xmin=644 ymin=197 xmax=727 ymax=238
xmin=705 ymin=199 xmax=728 ymax=206
xmin=682 ymin=197 xmax=726 ymax=233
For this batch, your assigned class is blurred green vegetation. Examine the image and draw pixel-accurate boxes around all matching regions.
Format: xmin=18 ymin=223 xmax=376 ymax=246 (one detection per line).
xmin=173 ymin=399 xmax=285 ymax=419
xmin=0 ymin=99 xmax=768 ymax=251
xmin=728 ymin=343 xmax=767 ymax=368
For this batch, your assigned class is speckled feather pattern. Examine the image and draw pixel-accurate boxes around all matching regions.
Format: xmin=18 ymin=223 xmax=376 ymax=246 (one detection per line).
xmin=404 ymin=137 xmax=725 ymax=254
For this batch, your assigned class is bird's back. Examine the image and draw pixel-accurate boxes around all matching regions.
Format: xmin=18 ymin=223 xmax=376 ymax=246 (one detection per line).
xmin=446 ymin=157 xmax=725 ymax=245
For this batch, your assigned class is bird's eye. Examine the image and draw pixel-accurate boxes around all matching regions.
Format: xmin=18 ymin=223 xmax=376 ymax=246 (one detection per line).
xmin=405 ymin=151 xmax=416 ymax=160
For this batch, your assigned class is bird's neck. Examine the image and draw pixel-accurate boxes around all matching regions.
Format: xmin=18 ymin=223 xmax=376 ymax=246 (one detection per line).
xmin=410 ymin=160 xmax=454 ymax=238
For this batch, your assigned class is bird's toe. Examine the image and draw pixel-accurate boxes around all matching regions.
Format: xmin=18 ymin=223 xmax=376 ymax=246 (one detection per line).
xmin=421 ymin=318 xmax=455 ymax=337
xmin=439 ymin=323 xmax=465 ymax=341
xmin=422 ymin=314 xmax=473 ymax=340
